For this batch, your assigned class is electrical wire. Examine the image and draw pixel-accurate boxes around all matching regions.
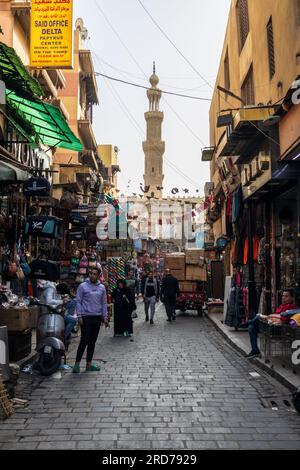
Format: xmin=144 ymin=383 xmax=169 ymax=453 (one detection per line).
xmin=136 ymin=0 xmax=280 ymax=148
xmin=97 ymin=56 xmax=213 ymax=92
xmin=93 ymin=0 xmax=207 ymax=149
xmin=93 ymin=51 xmax=203 ymax=192
xmin=94 ymin=72 xmax=211 ymax=101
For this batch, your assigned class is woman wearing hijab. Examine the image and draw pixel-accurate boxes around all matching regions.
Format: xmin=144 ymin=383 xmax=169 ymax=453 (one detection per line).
xmin=112 ymin=279 xmax=136 ymax=337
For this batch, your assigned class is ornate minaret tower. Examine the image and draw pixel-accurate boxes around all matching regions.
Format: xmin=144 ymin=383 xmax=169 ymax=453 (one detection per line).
xmin=142 ymin=63 xmax=165 ymax=199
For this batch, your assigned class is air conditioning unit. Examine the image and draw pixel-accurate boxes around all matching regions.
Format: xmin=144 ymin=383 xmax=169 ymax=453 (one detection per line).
xmin=258 ymin=152 xmax=271 ymax=171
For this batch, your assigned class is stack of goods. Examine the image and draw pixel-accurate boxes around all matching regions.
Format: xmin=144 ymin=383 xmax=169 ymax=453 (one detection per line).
xmin=185 ymin=249 xmax=207 ymax=282
xmin=68 ymin=207 xmax=88 ymax=241
xmin=165 ymin=253 xmax=186 ymax=281
xmin=108 ymin=257 xmax=125 ymax=293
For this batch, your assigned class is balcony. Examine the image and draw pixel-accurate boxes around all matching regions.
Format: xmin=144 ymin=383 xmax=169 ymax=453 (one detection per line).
xmin=11 ymin=1 xmax=30 ymax=34
xmin=78 ymin=119 xmax=97 ymax=151
xmin=79 ymin=50 xmax=99 ymax=105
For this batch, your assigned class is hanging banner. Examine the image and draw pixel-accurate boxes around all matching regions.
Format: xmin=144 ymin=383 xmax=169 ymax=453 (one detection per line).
xmin=30 ymin=0 xmax=73 ymax=69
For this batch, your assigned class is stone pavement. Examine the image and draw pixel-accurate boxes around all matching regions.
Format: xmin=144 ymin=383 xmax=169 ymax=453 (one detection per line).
xmin=207 ymin=312 xmax=300 ymax=391
xmin=1 ymin=300 xmax=300 ymax=450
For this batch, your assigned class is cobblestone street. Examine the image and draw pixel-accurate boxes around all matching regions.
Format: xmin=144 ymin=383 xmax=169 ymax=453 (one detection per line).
xmin=1 ymin=300 xmax=300 ymax=450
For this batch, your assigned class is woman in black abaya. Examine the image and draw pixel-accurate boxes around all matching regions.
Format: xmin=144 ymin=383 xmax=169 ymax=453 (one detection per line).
xmin=112 ymin=279 xmax=136 ymax=337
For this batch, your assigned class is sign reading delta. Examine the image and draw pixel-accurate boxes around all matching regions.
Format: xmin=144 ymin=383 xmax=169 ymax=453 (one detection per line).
xmin=30 ymin=0 xmax=73 ymax=69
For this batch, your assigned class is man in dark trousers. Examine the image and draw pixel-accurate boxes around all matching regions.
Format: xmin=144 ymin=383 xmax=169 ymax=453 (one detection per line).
xmin=141 ymin=271 xmax=160 ymax=324
xmin=160 ymin=269 xmax=180 ymax=321
xmin=73 ymin=266 xmax=108 ymax=373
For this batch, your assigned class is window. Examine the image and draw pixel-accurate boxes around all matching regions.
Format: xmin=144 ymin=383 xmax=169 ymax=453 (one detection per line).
xmin=152 ymin=167 xmax=154 ymax=173
xmin=241 ymin=66 xmax=255 ymax=105
xmin=237 ymin=0 xmax=249 ymax=52
xmin=224 ymin=49 xmax=230 ymax=97
xmin=267 ymin=17 xmax=275 ymax=79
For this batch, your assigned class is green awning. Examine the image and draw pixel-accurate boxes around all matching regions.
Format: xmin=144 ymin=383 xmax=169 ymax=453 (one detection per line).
xmin=6 ymin=89 xmax=83 ymax=152
xmin=5 ymin=102 xmax=37 ymax=144
xmin=0 ymin=42 xmax=44 ymax=98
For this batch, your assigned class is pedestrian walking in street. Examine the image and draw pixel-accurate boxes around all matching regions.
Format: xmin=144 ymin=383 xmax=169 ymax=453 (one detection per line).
xmin=112 ymin=279 xmax=136 ymax=337
xmin=125 ymin=270 xmax=139 ymax=318
xmin=72 ymin=266 xmax=108 ymax=373
xmin=160 ymin=269 xmax=180 ymax=321
xmin=141 ymin=271 xmax=160 ymax=324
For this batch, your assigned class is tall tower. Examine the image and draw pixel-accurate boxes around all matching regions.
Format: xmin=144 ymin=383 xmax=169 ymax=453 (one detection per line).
xmin=143 ymin=63 xmax=165 ymax=199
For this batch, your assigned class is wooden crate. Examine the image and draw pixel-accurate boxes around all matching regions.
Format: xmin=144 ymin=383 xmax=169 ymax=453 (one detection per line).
xmin=185 ymin=249 xmax=204 ymax=265
xmin=186 ymin=265 xmax=207 ymax=282
xmin=165 ymin=254 xmax=185 ymax=270
xmin=0 ymin=308 xmax=31 ymax=332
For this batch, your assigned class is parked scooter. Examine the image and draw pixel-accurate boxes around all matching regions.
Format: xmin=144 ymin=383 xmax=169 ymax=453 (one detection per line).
xmin=32 ymin=299 xmax=66 ymax=376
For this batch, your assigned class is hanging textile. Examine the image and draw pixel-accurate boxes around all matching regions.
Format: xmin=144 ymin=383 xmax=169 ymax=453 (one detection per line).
xmin=225 ymin=287 xmax=245 ymax=328
xmin=243 ymin=235 xmax=260 ymax=265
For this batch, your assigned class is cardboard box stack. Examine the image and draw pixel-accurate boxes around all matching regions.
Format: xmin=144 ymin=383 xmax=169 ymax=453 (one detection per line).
xmin=185 ymin=249 xmax=207 ymax=282
xmin=165 ymin=253 xmax=186 ymax=281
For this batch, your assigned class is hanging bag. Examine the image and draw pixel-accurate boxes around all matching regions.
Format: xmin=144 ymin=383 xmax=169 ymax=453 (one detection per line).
xmin=29 ymin=258 xmax=60 ymax=281
xmin=70 ymin=212 xmax=88 ymax=226
xmin=23 ymin=216 xmax=63 ymax=239
xmin=23 ymin=177 xmax=51 ymax=197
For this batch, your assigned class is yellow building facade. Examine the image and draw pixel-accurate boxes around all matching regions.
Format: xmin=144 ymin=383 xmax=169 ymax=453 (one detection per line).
xmin=208 ymin=0 xmax=300 ymax=238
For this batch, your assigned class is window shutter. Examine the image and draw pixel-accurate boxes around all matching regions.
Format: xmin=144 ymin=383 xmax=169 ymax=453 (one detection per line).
xmin=237 ymin=0 xmax=250 ymax=52
xmin=241 ymin=66 xmax=255 ymax=105
xmin=267 ymin=18 xmax=276 ymax=79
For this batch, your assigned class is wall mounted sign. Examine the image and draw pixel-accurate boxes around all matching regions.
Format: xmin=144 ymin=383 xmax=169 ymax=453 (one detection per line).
xmin=30 ymin=0 xmax=73 ymax=69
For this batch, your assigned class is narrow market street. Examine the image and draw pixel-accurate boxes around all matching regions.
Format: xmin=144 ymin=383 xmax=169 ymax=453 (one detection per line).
xmin=1 ymin=300 xmax=300 ymax=450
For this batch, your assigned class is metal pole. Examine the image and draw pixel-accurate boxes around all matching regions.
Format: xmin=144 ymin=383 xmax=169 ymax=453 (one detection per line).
xmin=265 ymin=200 xmax=272 ymax=313
xmin=247 ymin=199 xmax=256 ymax=319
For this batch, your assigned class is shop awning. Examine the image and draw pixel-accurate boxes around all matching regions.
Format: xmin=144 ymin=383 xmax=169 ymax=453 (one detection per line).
xmin=0 ymin=42 xmax=44 ymax=98
xmin=6 ymin=89 xmax=83 ymax=151
xmin=0 ymin=160 xmax=28 ymax=182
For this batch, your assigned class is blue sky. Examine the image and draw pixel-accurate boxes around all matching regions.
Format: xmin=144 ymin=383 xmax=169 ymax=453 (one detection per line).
xmin=74 ymin=0 xmax=231 ymax=197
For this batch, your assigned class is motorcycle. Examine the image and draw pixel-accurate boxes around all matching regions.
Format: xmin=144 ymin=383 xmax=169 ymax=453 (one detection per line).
xmin=33 ymin=300 xmax=67 ymax=376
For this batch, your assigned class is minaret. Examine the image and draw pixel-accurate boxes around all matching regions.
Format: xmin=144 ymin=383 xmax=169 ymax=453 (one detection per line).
xmin=142 ymin=62 xmax=165 ymax=199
